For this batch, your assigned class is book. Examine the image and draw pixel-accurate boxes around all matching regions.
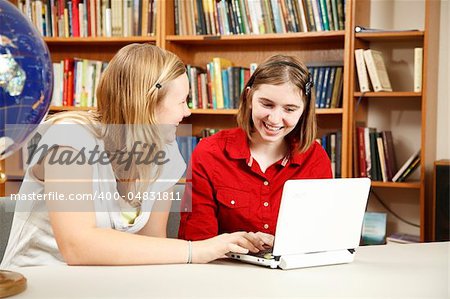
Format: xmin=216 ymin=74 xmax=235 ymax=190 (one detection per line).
xmin=414 ymin=47 xmax=423 ymax=92
xmin=392 ymin=150 xmax=420 ymax=182
xmin=212 ymin=57 xmax=233 ymax=109
xmin=361 ymin=212 xmax=387 ymax=245
xmin=396 ymin=155 xmax=420 ymax=182
xmin=386 ymin=232 xmax=420 ymax=244
xmin=356 ymin=127 xmax=367 ymax=177
xmin=381 ymin=131 xmax=397 ymax=181
xmin=363 ymin=49 xmax=392 ymax=92
xmin=376 ymin=133 xmax=388 ymax=182
xmin=354 ymin=49 xmax=370 ymax=92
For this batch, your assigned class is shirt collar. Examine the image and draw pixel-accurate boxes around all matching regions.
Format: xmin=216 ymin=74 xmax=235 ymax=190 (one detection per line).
xmin=225 ymin=128 xmax=251 ymax=160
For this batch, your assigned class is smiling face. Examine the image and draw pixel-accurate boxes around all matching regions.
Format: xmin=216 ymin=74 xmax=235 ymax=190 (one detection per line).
xmin=155 ymin=73 xmax=191 ymax=142
xmin=250 ymin=83 xmax=305 ymax=146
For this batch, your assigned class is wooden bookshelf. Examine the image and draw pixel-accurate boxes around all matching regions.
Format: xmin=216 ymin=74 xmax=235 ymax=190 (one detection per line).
xmin=348 ymin=1 xmax=440 ymax=241
xmin=354 ymin=92 xmax=422 ymax=98
xmin=43 ymin=37 xmax=157 ymax=45
xmin=2 ymin=0 xmax=441 ymax=242
xmin=160 ymin=1 xmax=352 ymax=177
xmin=50 ymin=106 xmax=93 ymax=112
xmin=166 ymin=31 xmax=346 ymax=45
xmin=371 ymin=181 xmax=421 ymax=189
xmin=355 ymin=31 xmax=425 ymax=42
xmin=190 ymin=109 xmax=238 ymax=115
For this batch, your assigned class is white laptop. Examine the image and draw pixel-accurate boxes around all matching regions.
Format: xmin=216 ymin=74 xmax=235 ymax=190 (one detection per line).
xmin=227 ymin=178 xmax=371 ymax=270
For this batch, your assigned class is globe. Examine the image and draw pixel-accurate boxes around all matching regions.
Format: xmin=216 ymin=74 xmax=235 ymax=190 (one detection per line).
xmin=0 ymin=0 xmax=53 ymax=160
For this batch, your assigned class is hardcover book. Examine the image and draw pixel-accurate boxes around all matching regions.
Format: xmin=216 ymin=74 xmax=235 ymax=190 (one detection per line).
xmin=363 ymin=49 xmax=392 ymax=92
xmin=354 ymin=49 xmax=370 ymax=92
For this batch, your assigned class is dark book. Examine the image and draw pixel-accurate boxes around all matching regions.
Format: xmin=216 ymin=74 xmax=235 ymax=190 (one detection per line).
xmin=324 ymin=67 xmax=336 ymax=108
xmin=397 ymin=155 xmax=420 ymax=182
xmin=381 ymin=131 xmax=397 ymax=181
xmin=318 ymin=0 xmax=329 ymax=31
xmin=304 ymin=0 xmax=316 ymax=31
xmin=337 ymin=0 xmax=345 ymax=30
xmin=195 ymin=0 xmax=207 ymax=35
xmin=330 ymin=66 xmax=343 ymax=108
xmin=356 ymin=126 xmax=367 ymax=177
xmin=325 ymin=0 xmax=334 ymax=31
xmin=369 ymin=130 xmax=381 ymax=181
xmin=335 ymin=130 xmax=342 ymax=178
xmin=233 ymin=0 xmax=242 ymax=34
xmin=376 ymin=132 xmax=388 ymax=182
xmin=291 ymin=0 xmax=302 ymax=32
xmin=330 ymin=0 xmax=339 ymax=31
xmin=314 ymin=67 xmax=325 ymax=108
xmin=319 ymin=67 xmax=330 ymax=108
xmin=392 ymin=150 xmax=420 ymax=182
xmin=285 ymin=0 xmax=298 ymax=32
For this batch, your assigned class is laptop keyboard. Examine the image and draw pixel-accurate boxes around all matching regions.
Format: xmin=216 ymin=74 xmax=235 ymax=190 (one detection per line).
xmin=249 ymin=249 xmax=274 ymax=259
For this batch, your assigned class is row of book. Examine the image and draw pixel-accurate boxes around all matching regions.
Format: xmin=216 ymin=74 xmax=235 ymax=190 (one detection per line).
xmin=186 ymin=59 xmax=255 ymax=110
xmin=176 ymin=129 xmax=219 ymax=165
xmin=177 ymin=129 xmax=341 ymax=178
xmin=355 ymin=49 xmax=392 ymax=93
xmin=355 ymin=47 xmax=423 ymax=93
xmin=175 ymin=0 xmax=346 ymax=36
xmin=51 ymin=58 xmax=108 ymax=107
xmin=317 ymin=131 xmax=341 ymax=178
xmin=187 ymin=59 xmax=344 ymax=110
xmin=17 ymin=0 xmax=156 ymax=38
xmin=307 ymin=64 xmax=343 ymax=109
xmin=355 ymin=127 xmax=420 ymax=182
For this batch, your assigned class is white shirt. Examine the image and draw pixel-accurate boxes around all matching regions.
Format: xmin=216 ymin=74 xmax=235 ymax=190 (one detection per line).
xmin=1 ymin=122 xmax=185 ymax=268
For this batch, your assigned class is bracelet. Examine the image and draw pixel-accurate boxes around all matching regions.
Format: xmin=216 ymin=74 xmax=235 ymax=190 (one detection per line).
xmin=187 ymin=241 xmax=192 ymax=264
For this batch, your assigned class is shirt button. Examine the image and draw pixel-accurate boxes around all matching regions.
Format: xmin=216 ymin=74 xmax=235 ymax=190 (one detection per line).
xmin=263 ymin=181 xmax=269 ymax=186
xmin=230 ymin=200 xmax=235 ymax=205
xmin=263 ymin=202 xmax=269 ymax=207
xmin=264 ymin=224 xmax=269 ymax=229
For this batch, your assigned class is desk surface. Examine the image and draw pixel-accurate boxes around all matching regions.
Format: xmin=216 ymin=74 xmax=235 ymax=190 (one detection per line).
xmin=14 ymin=242 xmax=449 ymax=298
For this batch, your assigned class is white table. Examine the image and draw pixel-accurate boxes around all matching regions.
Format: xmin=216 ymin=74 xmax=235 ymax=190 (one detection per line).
xmin=13 ymin=242 xmax=449 ymax=298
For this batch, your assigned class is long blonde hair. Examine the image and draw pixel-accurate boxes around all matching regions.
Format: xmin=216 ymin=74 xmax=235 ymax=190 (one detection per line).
xmin=48 ymin=44 xmax=186 ymax=206
xmin=237 ymin=54 xmax=316 ymax=154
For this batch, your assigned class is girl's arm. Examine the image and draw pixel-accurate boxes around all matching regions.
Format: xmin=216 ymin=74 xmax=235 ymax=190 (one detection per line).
xmin=44 ymin=147 xmax=254 ymax=265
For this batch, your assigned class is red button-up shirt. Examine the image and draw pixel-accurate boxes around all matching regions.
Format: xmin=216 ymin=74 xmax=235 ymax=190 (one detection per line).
xmin=178 ymin=128 xmax=332 ymax=241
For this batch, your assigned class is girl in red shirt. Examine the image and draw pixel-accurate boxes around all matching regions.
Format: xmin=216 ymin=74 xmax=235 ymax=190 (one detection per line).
xmin=179 ymin=55 xmax=333 ymax=242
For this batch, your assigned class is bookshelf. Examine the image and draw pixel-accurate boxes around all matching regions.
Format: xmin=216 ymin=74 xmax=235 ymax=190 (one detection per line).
xmin=2 ymin=0 xmax=441 ymax=241
xmin=348 ymin=0 xmax=440 ymax=240
xmin=160 ymin=0 xmax=352 ymax=177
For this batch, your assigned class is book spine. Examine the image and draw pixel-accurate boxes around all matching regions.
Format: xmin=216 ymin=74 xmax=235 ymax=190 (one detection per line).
xmin=318 ymin=0 xmax=329 ymax=31
xmin=330 ymin=66 xmax=343 ymax=108
xmin=376 ymin=133 xmax=388 ymax=182
xmin=356 ymin=127 xmax=367 ymax=177
xmin=355 ymin=49 xmax=370 ymax=92
xmin=324 ymin=66 xmax=336 ymax=108
xmin=414 ymin=47 xmax=423 ymax=92
xmin=397 ymin=156 xmax=420 ymax=182
xmin=369 ymin=130 xmax=381 ymax=181
xmin=381 ymin=131 xmax=397 ymax=181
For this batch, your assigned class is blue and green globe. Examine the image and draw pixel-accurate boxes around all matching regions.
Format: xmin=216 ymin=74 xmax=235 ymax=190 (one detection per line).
xmin=0 ymin=0 xmax=53 ymax=160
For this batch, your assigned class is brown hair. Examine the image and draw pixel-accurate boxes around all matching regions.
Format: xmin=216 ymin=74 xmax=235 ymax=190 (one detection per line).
xmin=236 ymin=54 xmax=316 ymax=153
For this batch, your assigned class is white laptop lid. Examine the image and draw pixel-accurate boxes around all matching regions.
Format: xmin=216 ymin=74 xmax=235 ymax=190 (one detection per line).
xmin=272 ymin=178 xmax=371 ymax=257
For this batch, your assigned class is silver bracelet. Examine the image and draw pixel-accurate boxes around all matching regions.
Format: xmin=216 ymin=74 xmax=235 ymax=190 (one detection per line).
xmin=187 ymin=240 xmax=192 ymax=264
